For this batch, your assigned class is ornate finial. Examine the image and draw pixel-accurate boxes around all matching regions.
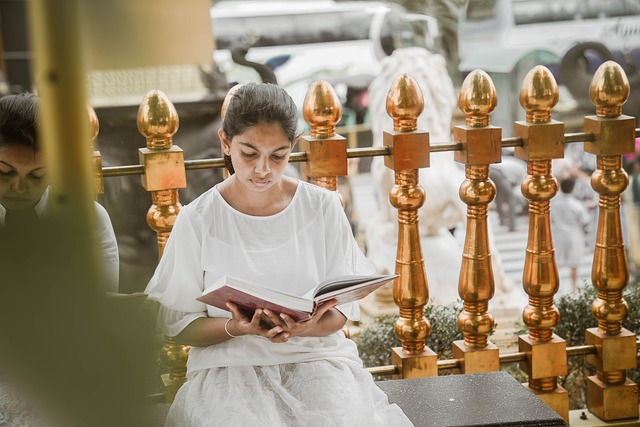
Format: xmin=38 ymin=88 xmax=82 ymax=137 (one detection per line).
xmin=589 ymin=61 xmax=630 ymax=118
xmin=220 ymin=84 xmax=243 ymax=119
xmin=303 ymin=80 xmax=341 ymax=138
xmin=137 ymin=89 xmax=179 ymax=150
xmin=459 ymin=69 xmax=497 ymax=127
xmin=87 ymin=104 xmax=99 ymax=142
xmin=519 ymin=66 xmax=558 ymax=124
xmin=386 ymin=74 xmax=424 ymax=132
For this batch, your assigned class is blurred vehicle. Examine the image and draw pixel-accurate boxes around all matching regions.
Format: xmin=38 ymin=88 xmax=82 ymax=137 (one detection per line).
xmin=458 ymin=0 xmax=640 ymax=65
xmin=457 ymin=0 xmax=640 ymax=134
xmin=210 ymin=0 xmax=439 ymax=124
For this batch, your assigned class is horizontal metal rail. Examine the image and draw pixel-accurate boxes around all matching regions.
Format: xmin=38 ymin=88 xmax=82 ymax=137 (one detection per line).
xmin=101 ymin=129 xmax=626 ymax=178
xmin=364 ymin=339 xmax=640 ymax=377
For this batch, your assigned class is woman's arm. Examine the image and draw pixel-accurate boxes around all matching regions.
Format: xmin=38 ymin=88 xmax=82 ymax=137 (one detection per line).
xmin=175 ymin=304 xmax=293 ymax=346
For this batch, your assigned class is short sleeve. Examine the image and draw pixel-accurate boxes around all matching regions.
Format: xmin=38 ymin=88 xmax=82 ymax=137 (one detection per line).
xmin=144 ymin=208 xmax=208 ymax=313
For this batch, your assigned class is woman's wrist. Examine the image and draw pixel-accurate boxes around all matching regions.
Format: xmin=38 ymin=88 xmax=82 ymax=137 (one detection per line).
xmin=224 ymin=318 xmax=242 ymax=338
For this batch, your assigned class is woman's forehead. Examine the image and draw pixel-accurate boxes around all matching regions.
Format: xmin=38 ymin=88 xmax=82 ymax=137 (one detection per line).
xmin=0 ymin=144 xmax=44 ymax=169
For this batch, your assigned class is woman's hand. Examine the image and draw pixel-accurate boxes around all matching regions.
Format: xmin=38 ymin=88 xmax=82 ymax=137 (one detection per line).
xmin=262 ymin=299 xmax=343 ymax=338
xmin=226 ymin=302 xmax=290 ymax=343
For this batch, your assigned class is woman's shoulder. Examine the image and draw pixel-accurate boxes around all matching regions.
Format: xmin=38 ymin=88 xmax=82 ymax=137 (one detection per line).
xmin=297 ymin=181 xmax=340 ymax=206
xmin=179 ymin=187 xmax=219 ymax=220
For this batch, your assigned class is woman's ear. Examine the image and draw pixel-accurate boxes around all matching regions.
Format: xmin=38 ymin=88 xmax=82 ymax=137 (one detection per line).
xmin=218 ymin=129 xmax=231 ymax=156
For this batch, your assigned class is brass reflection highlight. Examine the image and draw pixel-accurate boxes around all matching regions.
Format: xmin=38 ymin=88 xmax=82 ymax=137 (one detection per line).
xmin=300 ymin=81 xmax=347 ymax=194
xmin=514 ymin=65 xmax=568 ymax=422
xmin=452 ymin=70 xmax=501 ymax=373
xmin=384 ymin=75 xmax=436 ymax=378
xmin=584 ymin=61 xmax=638 ymax=421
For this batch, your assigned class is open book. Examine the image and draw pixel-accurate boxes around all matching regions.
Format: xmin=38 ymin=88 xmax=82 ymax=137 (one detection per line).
xmin=197 ymin=274 xmax=398 ymax=322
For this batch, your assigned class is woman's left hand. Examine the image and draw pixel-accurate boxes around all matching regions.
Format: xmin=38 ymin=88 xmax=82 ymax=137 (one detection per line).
xmin=262 ymin=299 xmax=340 ymax=338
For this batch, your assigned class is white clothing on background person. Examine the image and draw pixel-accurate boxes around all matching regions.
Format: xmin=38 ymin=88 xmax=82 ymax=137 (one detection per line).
xmin=551 ymin=192 xmax=591 ymax=268
xmin=145 ymin=180 xmax=413 ymax=427
xmin=0 ymin=187 xmax=120 ymax=292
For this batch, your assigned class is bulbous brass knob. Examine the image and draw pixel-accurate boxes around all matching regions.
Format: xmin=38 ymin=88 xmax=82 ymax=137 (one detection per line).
xmin=519 ymin=65 xmax=558 ymax=124
xmin=459 ymin=69 xmax=497 ymax=127
xmin=87 ymin=104 xmax=99 ymax=142
xmin=138 ymin=89 xmax=179 ymax=149
xmin=303 ymin=80 xmax=341 ymax=138
xmin=386 ymin=74 xmax=424 ymax=132
xmin=589 ymin=60 xmax=630 ymax=118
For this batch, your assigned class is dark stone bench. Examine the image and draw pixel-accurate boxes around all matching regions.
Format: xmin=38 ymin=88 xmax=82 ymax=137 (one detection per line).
xmin=377 ymin=371 xmax=567 ymax=427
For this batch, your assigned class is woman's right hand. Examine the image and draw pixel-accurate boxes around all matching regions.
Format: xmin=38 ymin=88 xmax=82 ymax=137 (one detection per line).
xmin=226 ymin=302 xmax=290 ymax=343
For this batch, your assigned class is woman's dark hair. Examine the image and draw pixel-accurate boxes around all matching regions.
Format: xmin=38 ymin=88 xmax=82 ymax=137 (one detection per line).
xmin=221 ymin=83 xmax=299 ymax=174
xmin=0 ymin=93 xmax=39 ymax=149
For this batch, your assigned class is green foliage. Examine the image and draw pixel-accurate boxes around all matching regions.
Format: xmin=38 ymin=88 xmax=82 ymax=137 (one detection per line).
xmin=355 ymin=301 xmax=464 ymax=369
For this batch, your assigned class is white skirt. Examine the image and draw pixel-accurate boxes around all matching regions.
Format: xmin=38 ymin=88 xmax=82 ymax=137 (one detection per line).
xmin=165 ymin=359 xmax=413 ymax=427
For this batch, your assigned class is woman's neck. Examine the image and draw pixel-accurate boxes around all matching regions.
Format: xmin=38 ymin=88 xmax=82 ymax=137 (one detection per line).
xmin=218 ymin=176 xmax=298 ymax=216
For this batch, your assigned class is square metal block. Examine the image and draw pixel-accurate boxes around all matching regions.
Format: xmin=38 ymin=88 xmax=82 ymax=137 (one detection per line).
xmin=586 ymin=327 xmax=638 ymax=372
xmin=139 ymin=146 xmax=187 ymax=191
xmin=519 ymin=334 xmax=568 ymax=379
xmin=93 ymin=151 xmax=104 ymax=195
xmin=583 ymin=115 xmax=636 ymax=156
xmin=453 ymin=125 xmax=502 ymax=165
xmin=452 ymin=340 xmax=500 ymax=374
xmin=383 ymin=130 xmax=430 ymax=171
xmin=514 ymin=120 xmax=565 ymax=161
xmin=587 ymin=376 xmax=639 ymax=421
xmin=392 ymin=346 xmax=438 ymax=379
xmin=298 ymin=134 xmax=347 ymax=178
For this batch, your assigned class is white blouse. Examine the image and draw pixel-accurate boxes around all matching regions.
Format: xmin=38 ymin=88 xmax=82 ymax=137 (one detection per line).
xmin=145 ymin=180 xmax=376 ymax=374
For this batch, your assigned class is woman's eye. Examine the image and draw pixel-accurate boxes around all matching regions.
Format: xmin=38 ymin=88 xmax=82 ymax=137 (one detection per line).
xmin=0 ymin=170 xmax=15 ymax=177
xmin=30 ymin=174 xmax=45 ymax=181
xmin=271 ymin=154 xmax=286 ymax=161
xmin=241 ymin=152 xmax=256 ymax=158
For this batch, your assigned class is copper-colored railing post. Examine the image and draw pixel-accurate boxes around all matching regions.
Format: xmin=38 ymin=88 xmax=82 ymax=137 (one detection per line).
xmin=514 ymin=65 xmax=568 ymax=422
xmin=452 ymin=69 xmax=501 ymax=373
xmin=137 ymin=90 xmax=189 ymax=404
xmin=300 ymin=81 xmax=348 ymax=197
xmin=384 ymin=75 xmax=437 ymax=378
xmin=583 ymin=61 xmax=639 ymax=421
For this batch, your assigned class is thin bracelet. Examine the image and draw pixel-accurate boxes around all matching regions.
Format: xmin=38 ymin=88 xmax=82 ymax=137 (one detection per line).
xmin=224 ymin=318 xmax=240 ymax=338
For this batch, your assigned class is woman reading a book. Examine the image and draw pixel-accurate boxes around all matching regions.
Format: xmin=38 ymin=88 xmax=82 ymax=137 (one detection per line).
xmin=145 ymin=83 xmax=412 ymax=426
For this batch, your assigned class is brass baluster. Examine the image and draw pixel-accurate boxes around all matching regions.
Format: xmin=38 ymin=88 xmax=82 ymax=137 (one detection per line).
xmin=583 ymin=61 xmax=639 ymax=421
xmin=514 ymin=65 xmax=568 ymax=422
xmin=138 ymin=90 xmax=189 ymax=403
xmin=87 ymin=104 xmax=104 ymax=197
xmin=300 ymin=81 xmax=347 ymax=195
xmin=385 ymin=75 xmax=437 ymax=378
xmin=452 ymin=69 xmax=501 ymax=373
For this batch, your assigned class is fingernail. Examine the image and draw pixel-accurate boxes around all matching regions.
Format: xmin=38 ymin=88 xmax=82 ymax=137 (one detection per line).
xmin=279 ymin=313 xmax=286 ymax=319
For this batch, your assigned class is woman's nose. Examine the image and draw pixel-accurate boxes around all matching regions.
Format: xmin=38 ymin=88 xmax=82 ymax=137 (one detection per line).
xmin=255 ymin=157 xmax=271 ymax=175
xmin=11 ymin=177 xmax=29 ymax=193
